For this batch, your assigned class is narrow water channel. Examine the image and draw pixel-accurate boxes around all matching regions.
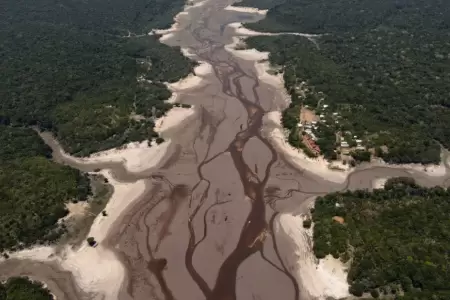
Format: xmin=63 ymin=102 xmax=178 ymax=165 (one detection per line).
xmin=1 ymin=0 xmax=449 ymax=299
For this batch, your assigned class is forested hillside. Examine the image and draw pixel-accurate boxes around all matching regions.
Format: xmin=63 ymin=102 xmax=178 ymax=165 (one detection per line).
xmin=0 ymin=0 xmax=193 ymax=156
xmin=0 ymin=277 xmax=53 ymax=300
xmin=240 ymin=0 xmax=450 ymax=164
xmin=312 ymin=178 xmax=450 ymax=299
xmin=0 ymin=126 xmax=90 ymax=252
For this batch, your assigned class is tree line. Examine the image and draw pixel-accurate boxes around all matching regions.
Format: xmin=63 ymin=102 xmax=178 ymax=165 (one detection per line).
xmin=0 ymin=277 xmax=53 ymax=300
xmin=0 ymin=126 xmax=90 ymax=252
xmin=242 ymin=0 xmax=450 ymax=164
xmin=312 ymin=177 xmax=450 ymax=299
xmin=1 ymin=0 xmax=193 ymax=156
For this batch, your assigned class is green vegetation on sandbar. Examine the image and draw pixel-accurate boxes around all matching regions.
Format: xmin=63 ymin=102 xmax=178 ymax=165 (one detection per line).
xmin=312 ymin=177 xmax=450 ymax=299
xmin=1 ymin=0 xmax=193 ymax=156
xmin=0 ymin=277 xmax=54 ymax=300
xmin=0 ymin=126 xmax=90 ymax=252
xmin=240 ymin=0 xmax=450 ymax=164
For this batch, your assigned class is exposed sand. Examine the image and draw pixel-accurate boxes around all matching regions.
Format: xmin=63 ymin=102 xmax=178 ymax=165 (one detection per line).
xmin=391 ymin=162 xmax=447 ymax=177
xmin=60 ymin=202 xmax=90 ymax=224
xmin=372 ymin=177 xmax=388 ymax=189
xmin=266 ymin=111 xmax=349 ymax=184
xmin=224 ymin=5 xmax=268 ymax=15
xmin=166 ymin=92 xmax=179 ymax=103
xmin=194 ymin=61 xmax=214 ymax=76
xmin=224 ymin=30 xmax=351 ymax=184
xmin=2 ymin=51 xmax=198 ymax=299
xmin=62 ymin=140 xmax=171 ymax=173
xmin=61 ymin=245 xmax=124 ymax=300
xmin=5 ymin=245 xmax=125 ymax=300
xmin=275 ymin=213 xmax=349 ymax=299
xmin=166 ymin=62 xmax=212 ymax=91
xmin=3 ymin=170 xmax=147 ymax=300
xmin=88 ymin=170 xmax=146 ymax=243
xmin=228 ymin=22 xmax=271 ymax=36
xmin=59 ymin=173 xmax=141 ymax=299
xmin=155 ymin=107 xmax=196 ymax=134
xmin=227 ymin=24 xmax=448 ymax=184
xmin=49 ymin=104 xmax=196 ymax=174
xmin=227 ymin=21 xmax=322 ymax=41
xmin=4 ymin=3 xmax=449 ymax=300
xmin=6 ymin=246 xmax=55 ymax=262
xmin=225 ymin=37 xmax=270 ymax=61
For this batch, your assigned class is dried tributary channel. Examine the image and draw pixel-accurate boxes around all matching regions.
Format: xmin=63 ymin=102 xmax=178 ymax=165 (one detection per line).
xmin=2 ymin=0 xmax=450 ymax=299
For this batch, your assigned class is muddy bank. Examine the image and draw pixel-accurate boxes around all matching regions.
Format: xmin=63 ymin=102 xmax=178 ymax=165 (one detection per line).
xmin=2 ymin=0 xmax=450 ymax=299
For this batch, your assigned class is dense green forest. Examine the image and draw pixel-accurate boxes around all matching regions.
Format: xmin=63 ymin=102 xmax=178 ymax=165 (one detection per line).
xmin=312 ymin=178 xmax=450 ymax=299
xmin=0 ymin=126 xmax=90 ymax=252
xmin=1 ymin=0 xmax=193 ymax=156
xmin=240 ymin=0 xmax=450 ymax=164
xmin=0 ymin=277 xmax=53 ymax=300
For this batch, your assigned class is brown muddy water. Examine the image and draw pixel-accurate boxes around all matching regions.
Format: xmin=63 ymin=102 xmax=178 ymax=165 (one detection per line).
xmin=1 ymin=0 xmax=450 ymax=299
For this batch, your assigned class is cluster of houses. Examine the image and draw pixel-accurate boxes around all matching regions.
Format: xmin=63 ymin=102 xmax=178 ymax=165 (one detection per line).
xmin=298 ymin=121 xmax=320 ymax=155
xmin=297 ymin=103 xmax=341 ymax=156
xmin=339 ymin=134 xmax=365 ymax=154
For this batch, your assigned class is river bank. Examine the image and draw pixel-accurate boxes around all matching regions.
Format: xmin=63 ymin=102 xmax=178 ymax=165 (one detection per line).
xmin=225 ymin=11 xmax=448 ymax=185
xmin=2 ymin=169 xmax=147 ymax=299
xmin=276 ymin=213 xmax=350 ymax=299
xmin=3 ymin=1 xmax=450 ymax=300
xmin=0 ymin=7 xmax=205 ymax=298
xmin=224 ymin=3 xmax=450 ymax=299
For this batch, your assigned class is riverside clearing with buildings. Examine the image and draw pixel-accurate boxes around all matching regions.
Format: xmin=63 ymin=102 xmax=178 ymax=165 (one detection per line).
xmin=297 ymin=103 xmax=369 ymax=164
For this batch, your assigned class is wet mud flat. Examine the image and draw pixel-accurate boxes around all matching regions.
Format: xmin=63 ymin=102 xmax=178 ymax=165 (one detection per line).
xmin=1 ymin=0 xmax=450 ymax=299
xmin=102 ymin=1 xmax=450 ymax=300
xmin=105 ymin=2 xmax=332 ymax=299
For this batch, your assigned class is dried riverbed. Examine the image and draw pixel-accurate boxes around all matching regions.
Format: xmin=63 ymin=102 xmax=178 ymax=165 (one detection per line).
xmin=1 ymin=0 xmax=450 ymax=299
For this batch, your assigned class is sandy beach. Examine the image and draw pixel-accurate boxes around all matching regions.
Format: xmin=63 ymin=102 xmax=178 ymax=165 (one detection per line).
xmin=3 ymin=169 xmax=147 ymax=300
xmin=1 ymin=27 xmax=200 ymax=298
xmin=166 ymin=62 xmax=212 ymax=92
xmin=372 ymin=177 xmax=388 ymax=189
xmin=275 ymin=213 xmax=349 ymax=299
xmin=265 ymin=113 xmax=350 ymax=183
xmin=224 ymin=5 xmax=268 ymax=15
xmin=3 ymin=2 xmax=450 ymax=300
xmin=46 ymin=103 xmax=194 ymax=174
xmin=227 ymin=42 xmax=351 ymax=183
xmin=228 ymin=22 xmax=271 ymax=36
xmin=225 ymin=16 xmax=448 ymax=184
xmin=223 ymin=18 xmax=352 ymax=184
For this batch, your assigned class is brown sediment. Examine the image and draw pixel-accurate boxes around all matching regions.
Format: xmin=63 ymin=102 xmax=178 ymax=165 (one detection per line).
xmin=2 ymin=0 xmax=450 ymax=299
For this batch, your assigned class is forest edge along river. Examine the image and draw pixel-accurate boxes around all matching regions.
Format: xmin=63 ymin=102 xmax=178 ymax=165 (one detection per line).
xmin=1 ymin=0 xmax=450 ymax=300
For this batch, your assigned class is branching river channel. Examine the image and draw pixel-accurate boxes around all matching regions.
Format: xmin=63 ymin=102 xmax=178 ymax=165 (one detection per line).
xmin=1 ymin=0 xmax=450 ymax=300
